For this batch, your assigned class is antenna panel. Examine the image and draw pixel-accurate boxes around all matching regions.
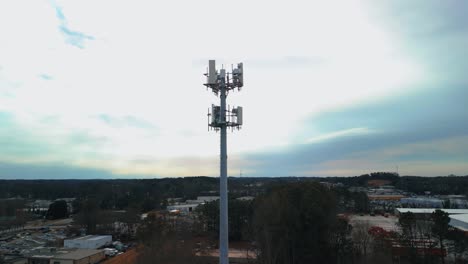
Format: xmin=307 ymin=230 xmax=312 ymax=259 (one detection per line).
xmin=219 ymin=69 xmax=226 ymax=79
xmin=211 ymin=104 xmax=221 ymax=125
xmin=236 ymin=106 xmax=243 ymax=125
xmin=237 ymin=63 xmax=243 ymax=87
xmin=208 ymin=60 xmax=217 ymax=84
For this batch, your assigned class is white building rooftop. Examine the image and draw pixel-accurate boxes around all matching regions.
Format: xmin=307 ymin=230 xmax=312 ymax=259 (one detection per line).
xmin=54 ymin=249 xmax=103 ymax=260
xmin=70 ymin=235 xmax=110 ymax=241
xmin=449 ymin=214 xmax=468 ymax=232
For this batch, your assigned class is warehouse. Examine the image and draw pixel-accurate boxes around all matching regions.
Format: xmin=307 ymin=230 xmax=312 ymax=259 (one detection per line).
xmin=400 ymin=197 xmax=444 ymax=208
xmin=28 ymin=249 xmax=104 ymax=264
xmin=167 ymin=196 xmax=220 ymax=214
xmin=166 ymin=203 xmax=199 ymax=214
xmin=449 ymin=214 xmax=468 ymax=233
xmin=64 ymin=235 xmax=112 ymax=249
xmin=395 ymin=208 xmax=468 ymax=218
xmin=52 ymin=249 xmax=105 ymax=264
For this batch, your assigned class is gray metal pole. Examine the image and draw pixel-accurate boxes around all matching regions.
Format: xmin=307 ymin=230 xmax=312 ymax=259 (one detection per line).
xmin=219 ymin=76 xmax=229 ymax=264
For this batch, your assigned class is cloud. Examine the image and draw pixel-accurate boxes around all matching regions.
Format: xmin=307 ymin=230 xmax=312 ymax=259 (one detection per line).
xmin=96 ymin=114 xmax=156 ymax=129
xmin=242 ymin=84 xmax=468 ymax=177
xmin=0 ymin=111 xmax=111 ymax=165
xmin=0 ymin=1 xmax=467 ymax=178
xmin=371 ymin=1 xmax=468 ymax=37
xmin=39 ymin=74 xmax=53 ymax=80
xmin=0 ymin=161 xmax=117 ymax=179
xmin=192 ymin=56 xmax=326 ymax=70
xmin=51 ymin=1 xmax=94 ymax=48
xmin=245 ymin=56 xmax=326 ymax=68
xmin=313 ymin=138 xmax=468 ymax=176
xmin=369 ymin=1 xmax=468 ymax=83
xmin=309 ymin=159 xmax=468 ymax=178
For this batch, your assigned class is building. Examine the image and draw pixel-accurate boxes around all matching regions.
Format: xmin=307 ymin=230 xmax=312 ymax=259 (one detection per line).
xmin=27 ymin=200 xmax=53 ymax=213
xmin=367 ymin=179 xmax=392 ymax=187
xmin=449 ymin=214 xmax=468 ymax=233
xmin=368 ymin=194 xmax=406 ymax=201
xmin=64 ymin=235 xmax=112 ymax=249
xmin=52 ymin=249 xmax=105 ymax=264
xmin=166 ymin=198 xmax=183 ymax=205
xmin=438 ymin=195 xmax=468 ymax=209
xmin=395 ymin=208 xmax=468 ymax=218
xmin=236 ymin=196 xmax=254 ymax=201
xmin=368 ymin=186 xmax=398 ymax=195
xmin=348 ymin=186 xmax=367 ymax=193
xmin=448 ymin=198 xmax=468 ymax=209
xmin=166 ymin=204 xmax=200 ymax=214
xmin=28 ymin=249 xmax=104 ymax=264
xmin=185 ymin=196 xmax=219 ymax=205
xmin=400 ymin=197 xmax=444 ymax=208
xmin=166 ymin=196 xmax=219 ymax=214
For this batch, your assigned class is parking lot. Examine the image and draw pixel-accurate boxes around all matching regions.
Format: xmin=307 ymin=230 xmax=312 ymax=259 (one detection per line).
xmin=349 ymin=214 xmax=400 ymax=231
xmin=0 ymin=229 xmax=67 ymax=256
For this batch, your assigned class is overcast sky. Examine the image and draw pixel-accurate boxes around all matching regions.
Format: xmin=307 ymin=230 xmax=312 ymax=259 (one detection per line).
xmin=0 ymin=0 xmax=467 ymax=179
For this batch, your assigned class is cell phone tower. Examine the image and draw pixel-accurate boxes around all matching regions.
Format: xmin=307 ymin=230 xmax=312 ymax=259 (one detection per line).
xmin=203 ymin=60 xmax=244 ymax=264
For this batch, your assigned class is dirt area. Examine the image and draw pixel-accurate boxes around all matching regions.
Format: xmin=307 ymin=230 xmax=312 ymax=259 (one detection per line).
xmin=102 ymin=248 xmax=138 ymax=264
xmin=198 ymin=248 xmax=256 ymax=259
xmin=25 ymin=218 xmax=73 ymax=229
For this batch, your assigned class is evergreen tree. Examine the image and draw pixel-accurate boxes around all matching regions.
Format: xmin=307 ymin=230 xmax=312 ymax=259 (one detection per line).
xmin=47 ymin=200 xmax=69 ymax=219
xmin=253 ymin=182 xmax=337 ymax=264
xmin=432 ymin=210 xmax=450 ymax=264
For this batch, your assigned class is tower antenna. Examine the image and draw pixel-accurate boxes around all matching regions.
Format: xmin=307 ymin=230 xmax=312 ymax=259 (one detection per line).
xmin=203 ymin=60 xmax=244 ymax=264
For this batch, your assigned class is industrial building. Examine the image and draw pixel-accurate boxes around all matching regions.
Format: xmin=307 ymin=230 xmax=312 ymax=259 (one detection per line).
xmin=236 ymin=196 xmax=254 ymax=201
xmin=449 ymin=214 xmax=468 ymax=233
xmin=64 ymin=235 xmax=112 ymax=249
xmin=27 ymin=200 xmax=53 ymax=213
xmin=395 ymin=208 xmax=468 ymax=217
xmin=52 ymin=249 xmax=104 ymax=264
xmin=167 ymin=203 xmax=199 ymax=214
xmin=400 ymin=197 xmax=444 ymax=208
xmin=396 ymin=209 xmax=468 ymax=237
xmin=368 ymin=194 xmax=406 ymax=201
xmin=185 ymin=196 xmax=219 ymax=205
xmin=28 ymin=248 xmax=104 ymax=264
xmin=166 ymin=196 xmax=219 ymax=214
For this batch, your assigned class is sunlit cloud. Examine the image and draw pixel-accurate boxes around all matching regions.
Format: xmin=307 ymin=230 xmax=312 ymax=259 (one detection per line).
xmin=305 ymin=128 xmax=374 ymax=144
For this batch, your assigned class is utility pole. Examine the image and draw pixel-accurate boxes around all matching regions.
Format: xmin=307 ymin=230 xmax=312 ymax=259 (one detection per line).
xmin=203 ymin=60 xmax=244 ymax=264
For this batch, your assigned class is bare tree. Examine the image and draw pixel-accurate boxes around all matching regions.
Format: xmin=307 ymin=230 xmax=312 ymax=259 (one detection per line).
xmin=352 ymin=221 xmax=372 ymax=257
xmin=73 ymin=198 xmax=100 ymax=234
xmin=118 ymin=208 xmax=141 ymax=240
xmin=137 ymin=214 xmax=207 ymax=264
xmin=414 ymin=218 xmax=435 ymax=262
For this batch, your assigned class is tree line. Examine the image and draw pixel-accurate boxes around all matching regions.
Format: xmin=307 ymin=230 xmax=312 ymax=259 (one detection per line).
xmin=135 ymin=182 xmax=375 ymax=264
